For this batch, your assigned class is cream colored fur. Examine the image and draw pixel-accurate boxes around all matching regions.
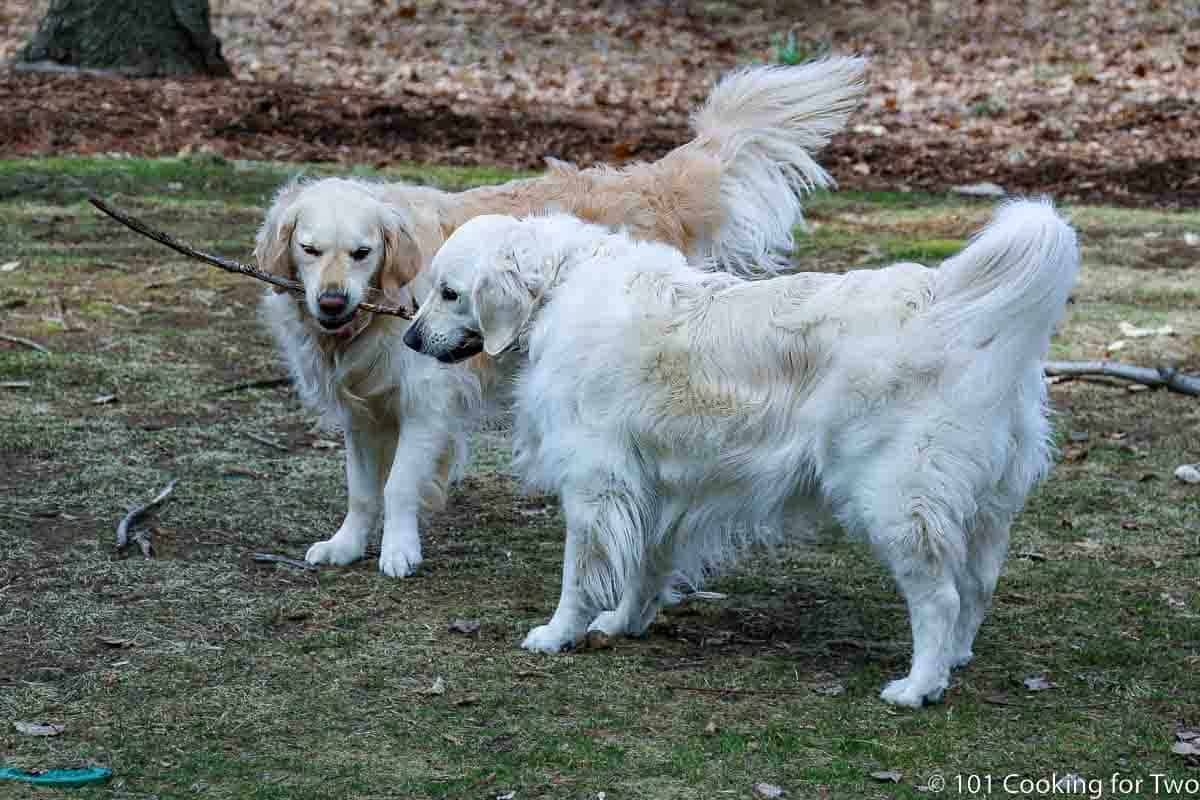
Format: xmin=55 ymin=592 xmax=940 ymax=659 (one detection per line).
xmin=256 ymin=58 xmax=866 ymax=576
xmin=406 ymin=200 xmax=1079 ymax=706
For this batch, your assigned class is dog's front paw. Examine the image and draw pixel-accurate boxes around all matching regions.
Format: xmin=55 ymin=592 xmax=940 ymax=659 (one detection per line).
xmin=521 ymin=624 xmax=578 ymax=653
xmin=379 ymin=547 xmax=421 ymax=578
xmin=305 ymin=536 xmax=365 ymax=566
xmin=880 ymin=676 xmax=946 ymax=707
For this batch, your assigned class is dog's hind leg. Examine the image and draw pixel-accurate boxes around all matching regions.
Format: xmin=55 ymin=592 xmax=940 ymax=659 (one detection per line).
xmin=949 ymin=512 xmax=1011 ymax=670
xmin=870 ymin=506 xmax=965 ymax=707
xmin=305 ymin=425 xmax=395 ymax=567
xmin=587 ymin=575 xmax=660 ymax=639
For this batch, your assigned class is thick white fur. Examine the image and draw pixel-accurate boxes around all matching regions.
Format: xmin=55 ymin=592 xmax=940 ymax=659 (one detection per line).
xmin=258 ymin=58 xmax=866 ymax=576
xmin=407 ymin=200 xmax=1079 ymax=706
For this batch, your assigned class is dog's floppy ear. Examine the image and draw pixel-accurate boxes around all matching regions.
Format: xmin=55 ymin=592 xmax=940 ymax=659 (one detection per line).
xmin=472 ymin=257 xmax=535 ymax=357
xmin=255 ymin=182 xmax=303 ymax=293
xmin=378 ymin=206 xmax=425 ymax=295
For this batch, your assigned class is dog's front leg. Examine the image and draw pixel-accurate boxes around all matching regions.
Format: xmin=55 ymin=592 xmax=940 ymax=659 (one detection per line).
xmin=377 ymin=419 xmax=448 ymax=578
xmin=522 ymin=520 xmax=594 ymax=653
xmin=305 ymin=426 xmax=392 ymax=566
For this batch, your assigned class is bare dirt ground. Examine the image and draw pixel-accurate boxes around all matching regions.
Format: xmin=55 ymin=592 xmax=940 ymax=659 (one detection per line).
xmin=2 ymin=0 xmax=1199 ymax=207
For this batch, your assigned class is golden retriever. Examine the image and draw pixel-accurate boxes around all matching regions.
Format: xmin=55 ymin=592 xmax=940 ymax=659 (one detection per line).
xmin=403 ymin=200 xmax=1078 ymax=705
xmin=256 ymin=58 xmax=866 ymax=576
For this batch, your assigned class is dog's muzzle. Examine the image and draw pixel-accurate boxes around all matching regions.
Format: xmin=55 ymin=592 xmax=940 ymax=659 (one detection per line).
xmin=403 ymin=323 xmax=482 ymax=363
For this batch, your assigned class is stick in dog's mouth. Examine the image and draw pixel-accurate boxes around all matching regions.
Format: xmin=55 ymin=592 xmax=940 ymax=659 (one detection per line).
xmin=87 ymin=195 xmax=414 ymax=320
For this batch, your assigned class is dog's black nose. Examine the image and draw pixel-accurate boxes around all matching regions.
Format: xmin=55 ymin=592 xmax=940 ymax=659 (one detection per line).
xmin=318 ymin=292 xmax=348 ymax=316
xmin=402 ymin=324 xmax=423 ymax=352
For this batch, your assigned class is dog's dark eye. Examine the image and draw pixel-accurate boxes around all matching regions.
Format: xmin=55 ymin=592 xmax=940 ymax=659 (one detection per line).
xmin=301 ymin=244 xmax=322 ymax=257
xmin=351 ymin=247 xmax=371 ymax=261
xmin=441 ymin=286 xmax=459 ymax=302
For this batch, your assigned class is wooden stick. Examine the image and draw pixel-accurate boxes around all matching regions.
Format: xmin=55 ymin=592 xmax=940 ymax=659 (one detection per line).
xmin=242 ymin=431 xmax=290 ymax=452
xmin=0 ymin=333 xmax=50 ymax=354
xmin=1044 ymin=360 xmax=1200 ymax=396
xmin=667 ymin=685 xmax=813 ymax=697
xmin=213 ymin=377 xmax=293 ymax=395
xmin=87 ymin=195 xmax=413 ymax=319
xmin=116 ymin=478 xmax=178 ymax=550
xmin=252 ymin=553 xmax=317 ymax=571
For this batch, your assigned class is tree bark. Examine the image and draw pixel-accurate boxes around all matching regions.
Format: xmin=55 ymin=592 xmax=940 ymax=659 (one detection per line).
xmin=17 ymin=0 xmax=232 ymax=78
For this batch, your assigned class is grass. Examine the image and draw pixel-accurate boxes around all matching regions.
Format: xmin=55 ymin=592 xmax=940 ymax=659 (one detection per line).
xmin=1 ymin=156 xmax=1198 ymax=799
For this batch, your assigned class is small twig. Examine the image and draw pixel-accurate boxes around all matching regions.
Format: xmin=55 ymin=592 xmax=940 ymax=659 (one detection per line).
xmin=0 ymin=333 xmax=50 ymax=354
xmin=116 ymin=478 xmax=178 ymax=550
xmin=0 ymin=381 xmax=33 ymax=389
xmin=133 ymin=528 xmax=154 ymax=558
xmin=983 ymin=694 xmax=1121 ymax=710
xmin=252 ymin=553 xmax=317 ymax=571
xmin=1045 ymin=360 xmax=1200 ymax=397
xmin=242 ymin=431 xmax=290 ymax=452
xmin=667 ymin=685 xmax=812 ymax=697
xmin=212 ymin=377 xmax=293 ymax=395
xmin=87 ymin=195 xmax=413 ymax=319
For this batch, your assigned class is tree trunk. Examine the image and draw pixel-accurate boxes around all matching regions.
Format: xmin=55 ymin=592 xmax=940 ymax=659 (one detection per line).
xmin=17 ymin=0 xmax=232 ymax=78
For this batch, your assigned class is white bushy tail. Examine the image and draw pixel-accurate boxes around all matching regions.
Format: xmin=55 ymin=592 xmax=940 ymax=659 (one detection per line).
xmin=929 ymin=199 xmax=1079 ymax=392
xmin=692 ymin=56 xmax=867 ymax=274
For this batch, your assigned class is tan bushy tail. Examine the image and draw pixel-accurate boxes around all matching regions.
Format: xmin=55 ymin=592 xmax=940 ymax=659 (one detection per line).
xmin=691 ymin=56 xmax=867 ymax=275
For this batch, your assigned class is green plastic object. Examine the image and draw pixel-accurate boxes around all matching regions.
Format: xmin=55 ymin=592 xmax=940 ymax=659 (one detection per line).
xmin=0 ymin=766 xmax=113 ymax=786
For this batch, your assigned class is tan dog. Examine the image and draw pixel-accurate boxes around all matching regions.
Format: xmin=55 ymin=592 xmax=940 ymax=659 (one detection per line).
xmin=256 ymin=58 xmax=866 ymax=576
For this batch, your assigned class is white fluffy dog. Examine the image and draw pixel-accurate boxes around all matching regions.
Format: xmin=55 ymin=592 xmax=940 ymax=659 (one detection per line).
xmin=256 ymin=58 xmax=866 ymax=576
xmin=403 ymin=200 xmax=1079 ymax=706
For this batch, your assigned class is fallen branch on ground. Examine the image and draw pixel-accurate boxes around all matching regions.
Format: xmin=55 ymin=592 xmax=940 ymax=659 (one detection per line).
xmin=0 ymin=333 xmax=50 ymax=354
xmin=1045 ymin=361 xmax=1200 ymax=397
xmin=87 ymin=195 xmax=413 ymax=319
xmin=213 ymin=377 xmax=293 ymax=395
xmin=252 ymin=553 xmax=317 ymax=571
xmin=667 ymin=685 xmax=812 ymax=697
xmin=242 ymin=431 xmax=290 ymax=452
xmin=116 ymin=478 xmax=178 ymax=553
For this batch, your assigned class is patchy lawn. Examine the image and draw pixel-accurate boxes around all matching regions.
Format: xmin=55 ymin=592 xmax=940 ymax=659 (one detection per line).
xmin=1 ymin=157 xmax=1198 ymax=799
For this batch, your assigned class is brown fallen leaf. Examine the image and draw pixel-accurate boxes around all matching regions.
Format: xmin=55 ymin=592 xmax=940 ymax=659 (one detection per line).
xmin=14 ymin=721 xmax=65 ymax=736
xmin=97 ymin=635 xmax=136 ymax=648
xmin=1023 ymin=674 xmax=1057 ymax=691
xmin=812 ymin=682 xmax=846 ymax=697
xmin=1171 ymin=741 xmax=1199 ymax=757
xmin=1062 ymin=444 xmax=1089 ymax=462
xmin=1174 ymin=464 xmax=1200 ymax=484
xmin=454 ymin=693 xmax=481 ymax=707
xmin=419 ymin=676 xmax=446 ymax=695
xmin=585 ymin=630 xmax=614 ymax=650
xmin=702 ymin=631 xmax=733 ymax=647
xmin=448 ymin=618 xmax=482 ymax=635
